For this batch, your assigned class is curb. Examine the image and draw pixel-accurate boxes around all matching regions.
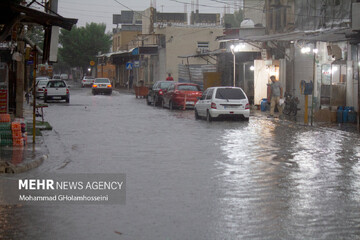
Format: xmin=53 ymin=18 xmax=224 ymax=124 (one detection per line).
xmin=0 ymin=155 xmax=48 ymax=174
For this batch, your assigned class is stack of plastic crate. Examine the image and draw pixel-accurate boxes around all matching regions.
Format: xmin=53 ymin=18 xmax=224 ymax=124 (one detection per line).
xmin=12 ymin=122 xmax=24 ymax=147
xmin=0 ymin=114 xmax=12 ymax=146
xmin=14 ymin=118 xmax=27 ymax=145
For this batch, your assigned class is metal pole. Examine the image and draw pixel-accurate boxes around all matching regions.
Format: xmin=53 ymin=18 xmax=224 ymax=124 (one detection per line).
xmin=233 ymin=52 xmax=236 ymax=87
xmin=304 ymin=94 xmax=308 ymax=124
xmin=32 ymin=46 xmax=37 ymax=144
xmin=311 ymin=53 xmax=315 ymax=126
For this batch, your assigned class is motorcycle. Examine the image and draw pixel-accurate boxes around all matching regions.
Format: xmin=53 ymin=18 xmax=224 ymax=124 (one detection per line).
xmin=282 ymin=92 xmax=300 ymax=116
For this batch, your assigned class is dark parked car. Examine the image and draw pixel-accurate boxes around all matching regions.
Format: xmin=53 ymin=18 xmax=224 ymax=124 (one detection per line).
xmin=146 ymin=81 xmax=174 ymax=106
xmin=162 ymin=82 xmax=202 ymax=110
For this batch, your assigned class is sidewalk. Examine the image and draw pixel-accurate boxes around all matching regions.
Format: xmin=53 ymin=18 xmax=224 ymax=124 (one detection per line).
xmin=252 ymin=108 xmax=359 ymax=134
xmin=0 ymin=103 xmax=49 ymax=174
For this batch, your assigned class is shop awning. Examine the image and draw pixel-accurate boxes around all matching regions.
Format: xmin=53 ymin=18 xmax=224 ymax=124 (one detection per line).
xmin=0 ymin=2 xmax=77 ymax=41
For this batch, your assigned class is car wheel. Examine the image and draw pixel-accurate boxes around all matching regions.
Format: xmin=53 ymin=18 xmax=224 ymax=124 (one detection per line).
xmin=195 ymin=109 xmax=200 ymax=120
xmin=146 ymin=96 xmax=151 ymax=105
xmin=206 ymin=111 xmax=212 ymax=122
xmin=161 ymin=100 xmax=165 ymax=108
xmin=66 ymin=96 xmax=70 ymax=103
xmin=244 ymin=117 xmax=249 ymax=121
xmin=44 ymin=97 xmax=48 ymax=103
xmin=153 ymin=96 xmax=157 ymax=107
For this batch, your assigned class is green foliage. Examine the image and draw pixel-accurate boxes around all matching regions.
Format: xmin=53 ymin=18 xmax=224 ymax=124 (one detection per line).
xmin=25 ymin=26 xmax=44 ymax=49
xmin=58 ymin=23 xmax=112 ymax=71
xmin=224 ymin=10 xmax=244 ymax=28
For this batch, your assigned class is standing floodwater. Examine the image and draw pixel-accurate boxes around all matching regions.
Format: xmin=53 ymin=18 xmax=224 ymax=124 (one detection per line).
xmin=1 ymin=86 xmax=360 ymax=240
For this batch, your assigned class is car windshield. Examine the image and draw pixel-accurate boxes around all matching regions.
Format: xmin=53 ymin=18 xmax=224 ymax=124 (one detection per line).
xmin=47 ymin=81 xmax=66 ymax=88
xmin=95 ymin=79 xmax=110 ymax=83
xmin=215 ymin=88 xmax=246 ymax=100
xmin=158 ymin=82 xmax=172 ymax=89
xmin=177 ymin=85 xmax=199 ymax=91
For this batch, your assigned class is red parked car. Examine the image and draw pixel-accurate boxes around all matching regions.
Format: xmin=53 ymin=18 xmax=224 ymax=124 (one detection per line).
xmin=162 ymin=82 xmax=202 ymax=110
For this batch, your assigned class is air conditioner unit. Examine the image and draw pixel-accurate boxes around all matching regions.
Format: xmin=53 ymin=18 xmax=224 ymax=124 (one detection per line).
xmin=196 ymin=47 xmax=209 ymax=54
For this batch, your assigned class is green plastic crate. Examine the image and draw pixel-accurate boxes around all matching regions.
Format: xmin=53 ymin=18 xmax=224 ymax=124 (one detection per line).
xmin=0 ymin=123 xmax=11 ymax=130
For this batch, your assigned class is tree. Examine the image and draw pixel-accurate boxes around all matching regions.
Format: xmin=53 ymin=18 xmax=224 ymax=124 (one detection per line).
xmin=58 ymin=23 xmax=112 ymax=72
xmin=25 ymin=25 xmax=44 ymax=49
xmin=224 ymin=10 xmax=244 ymax=29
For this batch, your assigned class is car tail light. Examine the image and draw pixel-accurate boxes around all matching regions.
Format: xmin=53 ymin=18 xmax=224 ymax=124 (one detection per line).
xmin=44 ymin=89 xmax=47 ymax=93
xmin=107 ymin=85 xmax=112 ymax=88
xmin=158 ymin=89 xmax=163 ymax=95
xmin=245 ymin=103 xmax=250 ymax=109
xmin=211 ymin=102 xmax=217 ymax=109
xmin=38 ymin=89 xmax=43 ymax=92
xmin=82 ymin=80 xmax=85 ymax=82
xmin=66 ymin=89 xmax=69 ymax=94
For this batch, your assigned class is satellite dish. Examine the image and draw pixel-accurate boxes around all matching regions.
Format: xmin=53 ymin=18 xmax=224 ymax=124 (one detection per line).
xmin=240 ymin=18 xmax=255 ymax=28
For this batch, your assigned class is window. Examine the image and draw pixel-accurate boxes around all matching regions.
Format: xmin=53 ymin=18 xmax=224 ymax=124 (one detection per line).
xmin=215 ymin=88 xmax=246 ymax=100
xmin=168 ymin=84 xmax=175 ymax=91
xmin=159 ymin=82 xmax=172 ymax=89
xmin=206 ymin=89 xmax=213 ymax=100
xmin=197 ymin=42 xmax=209 ymax=48
xmin=177 ymin=85 xmax=199 ymax=91
xmin=201 ymin=90 xmax=208 ymax=100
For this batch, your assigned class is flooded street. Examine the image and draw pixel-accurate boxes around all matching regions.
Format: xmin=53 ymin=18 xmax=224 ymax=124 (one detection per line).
xmin=2 ymin=86 xmax=360 ymax=240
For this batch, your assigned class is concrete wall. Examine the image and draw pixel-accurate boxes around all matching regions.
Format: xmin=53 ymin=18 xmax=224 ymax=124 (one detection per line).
xmin=112 ymin=30 xmax=140 ymax=52
xmin=244 ymin=0 xmax=266 ymax=27
xmin=155 ymin=26 xmax=223 ymax=81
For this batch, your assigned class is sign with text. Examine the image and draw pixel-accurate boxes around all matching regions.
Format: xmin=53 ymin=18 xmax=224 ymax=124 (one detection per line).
xmin=0 ymin=173 xmax=126 ymax=205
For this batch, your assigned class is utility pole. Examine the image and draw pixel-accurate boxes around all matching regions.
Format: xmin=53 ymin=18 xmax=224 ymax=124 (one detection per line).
xmin=16 ymin=28 xmax=25 ymax=118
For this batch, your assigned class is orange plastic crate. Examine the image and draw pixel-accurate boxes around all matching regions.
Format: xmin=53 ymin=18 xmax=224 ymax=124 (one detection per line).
xmin=0 ymin=114 xmax=11 ymax=122
xmin=13 ymin=138 xmax=24 ymax=146
xmin=11 ymin=122 xmax=21 ymax=131
xmin=12 ymin=131 xmax=22 ymax=139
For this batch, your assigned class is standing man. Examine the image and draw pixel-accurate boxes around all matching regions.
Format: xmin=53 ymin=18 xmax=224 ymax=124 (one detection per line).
xmin=269 ymin=75 xmax=283 ymax=118
xmin=166 ymin=73 xmax=174 ymax=81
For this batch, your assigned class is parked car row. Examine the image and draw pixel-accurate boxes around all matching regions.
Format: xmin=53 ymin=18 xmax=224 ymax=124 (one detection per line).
xmin=146 ymin=81 xmax=250 ymax=121
xmin=35 ymin=77 xmax=70 ymax=103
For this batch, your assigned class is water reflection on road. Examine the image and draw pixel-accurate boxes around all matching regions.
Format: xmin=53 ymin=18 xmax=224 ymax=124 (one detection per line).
xmin=1 ymin=87 xmax=360 ymax=240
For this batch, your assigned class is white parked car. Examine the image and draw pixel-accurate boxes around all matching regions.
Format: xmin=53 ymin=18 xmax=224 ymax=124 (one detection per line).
xmin=194 ymin=86 xmax=250 ymax=121
xmin=81 ymin=76 xmax=95 ymax=87
xmin=35 ymin=79 xmax=49 ymax=98
xmin=44 ymin=80 xmax=70 ymax=103
xmin=60 ymin=73 xmax=69 ymax=80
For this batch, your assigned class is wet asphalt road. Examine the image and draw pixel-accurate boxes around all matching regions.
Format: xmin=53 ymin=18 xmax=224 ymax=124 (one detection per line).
xmin=1 ymin=84 xmax=360 ymax=240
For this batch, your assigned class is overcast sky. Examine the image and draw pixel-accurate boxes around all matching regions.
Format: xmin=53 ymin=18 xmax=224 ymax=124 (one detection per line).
xmin=57 ymin=0 xmax=243 ymax=33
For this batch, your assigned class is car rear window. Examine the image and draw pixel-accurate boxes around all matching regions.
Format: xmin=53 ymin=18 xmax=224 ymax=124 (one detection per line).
xmin=159 ymin=82 xmax=172 ymax=89
xmin=177 ymin=85 xmax=199 ymax=91
xmin=37 ymin=80 xmax=48 ymax=86
xmin=95 ymin=79 xmax=110 ymax=83
xmin=47 ymin=81 xmax=66 ymax=88
xmin=215 ymin=88 xmax=246 ymax=100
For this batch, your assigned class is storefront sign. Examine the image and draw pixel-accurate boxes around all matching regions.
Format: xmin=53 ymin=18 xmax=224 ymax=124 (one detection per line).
xmin=0 ymin=89 xmax=8 ymax=113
